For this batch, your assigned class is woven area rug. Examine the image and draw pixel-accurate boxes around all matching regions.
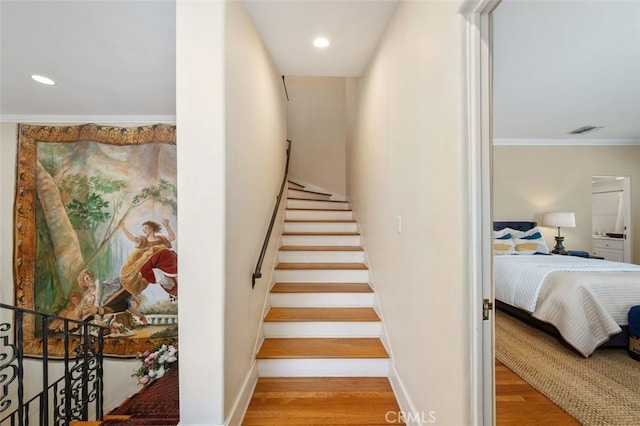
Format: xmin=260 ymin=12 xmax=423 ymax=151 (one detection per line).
xmin=496 ymin=310 xmax=640 ymax=426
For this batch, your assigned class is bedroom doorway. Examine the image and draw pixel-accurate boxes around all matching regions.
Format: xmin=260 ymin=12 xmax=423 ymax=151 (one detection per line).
xmin=592 ymin=176 xmax=632 ymax=263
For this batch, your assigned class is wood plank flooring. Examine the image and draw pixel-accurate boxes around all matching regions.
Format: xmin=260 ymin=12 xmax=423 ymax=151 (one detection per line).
xmin=265 ymin=307 xmax=380 ymax=322
xmin=270 ymin=283 xmax=373 ymax=293
xmin=256 ymin=338 xmax=389 ymax=359
xmin=275 ymin=262 xmax=368 ymax=270
xmin=496 ymin=360 xmax=579 ymax=425
xmin=243 ymin=377 xmax=404 ymax=425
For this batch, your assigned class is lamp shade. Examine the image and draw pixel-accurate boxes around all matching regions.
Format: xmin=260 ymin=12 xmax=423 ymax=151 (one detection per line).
xmin=543 ymin=212 xmax=576 ymax=228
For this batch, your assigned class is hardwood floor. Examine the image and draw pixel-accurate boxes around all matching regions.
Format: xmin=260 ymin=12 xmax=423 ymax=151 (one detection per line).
xmin=243 ymin=377 xmax=404 ymax=425
xmin=496 ymin=360 xmax=579 ymax=425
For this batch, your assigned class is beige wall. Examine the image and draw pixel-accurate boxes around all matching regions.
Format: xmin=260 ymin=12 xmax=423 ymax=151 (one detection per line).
xmin=224 ymin=0 xmax=287 ymax=420
xmin=286 ymin=77 xmax=347 ymax=196
xmin=176 ymin=1 xmax=225 ymax=423
xmin=177 ymin=1 xmax=287 ymax=424
xmin=493 ymin=145 xmax=640 ymax=264
xmin=347 ymin=2 xmax=469 ymax=424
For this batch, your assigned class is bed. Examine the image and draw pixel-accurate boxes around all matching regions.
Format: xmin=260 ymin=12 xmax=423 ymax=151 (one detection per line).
xmin=493 ymin=221 xmax=640 ymax=357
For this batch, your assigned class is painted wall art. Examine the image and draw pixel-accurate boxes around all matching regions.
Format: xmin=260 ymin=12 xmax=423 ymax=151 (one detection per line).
xmin=13 ymin=123 xmax=178 ymax=358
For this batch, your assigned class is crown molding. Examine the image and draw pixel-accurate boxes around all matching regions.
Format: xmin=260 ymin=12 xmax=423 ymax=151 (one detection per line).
xmin=493 ymin=138 xmax=640 ymax=146
xmin=0 ymin=115 xmax=176 ymax=124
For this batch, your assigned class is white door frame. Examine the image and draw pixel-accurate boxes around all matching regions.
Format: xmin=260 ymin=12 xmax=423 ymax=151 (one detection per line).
xmin=460 ymin=0 xmax=501 ymax=425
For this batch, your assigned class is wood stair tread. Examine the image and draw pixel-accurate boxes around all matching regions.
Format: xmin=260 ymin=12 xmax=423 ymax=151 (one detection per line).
xmin=289 ymin=188 xmax=332 ymax=197
xmin=282 ymin=232 xmax=360 ymax=236
xmin=275 ymin=262 xmax=368 ymax=270
xmin=244 ymin=378 xmax=402 ymax=425
xmin=271 ymin=283 xmax=373 ymax=293
xmin=257 ymin=338 xmax=389 ymax=359
xmin=286 ymin=208 xmax=353 ymax=212
xmin=288 ymin=197 xmax=348 ymax=203
xmin=285 ymin=219 xmax=356 ymax=223
xmin=279 ymin=245 xmax=363 ymax=251
xmin=265 ymin=307 xmax=379 ymax=322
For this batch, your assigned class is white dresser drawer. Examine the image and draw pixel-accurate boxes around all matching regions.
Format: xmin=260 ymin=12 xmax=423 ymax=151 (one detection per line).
xmin=593 ymin=238 xmax=623 ymax=250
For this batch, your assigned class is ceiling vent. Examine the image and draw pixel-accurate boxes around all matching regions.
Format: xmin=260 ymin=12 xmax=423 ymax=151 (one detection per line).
xmin=568 ymin=125 xmax=604 ymax=135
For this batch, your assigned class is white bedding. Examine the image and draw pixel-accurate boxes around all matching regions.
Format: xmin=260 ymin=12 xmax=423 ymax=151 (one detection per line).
xmin=495 ymin=254 xmax=640 ymax=357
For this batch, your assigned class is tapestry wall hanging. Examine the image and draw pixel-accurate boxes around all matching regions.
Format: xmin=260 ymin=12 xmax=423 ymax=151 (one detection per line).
xmin=13 ymin=123 xmax=178 ymax=358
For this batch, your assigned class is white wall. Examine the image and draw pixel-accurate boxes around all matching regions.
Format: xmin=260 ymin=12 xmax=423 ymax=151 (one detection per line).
xmin=176 ymin=1 xmax=226 ymax=424
xmin=0 ymin=123 xmax=17 ymax=306
xmin=287 ymin=77 xmax=347 ymax=196
xmin=347 ymin=2 xmax=469 ymax=424
xmin=224 ymin=0 xmax=287 ymax=421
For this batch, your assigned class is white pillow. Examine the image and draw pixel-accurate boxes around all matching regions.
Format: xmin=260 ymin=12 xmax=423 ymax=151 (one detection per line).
xmin=512 ymin=227 xmax=550 ymax=255
xmin=493 ymin=238 xmax=516 ymax=255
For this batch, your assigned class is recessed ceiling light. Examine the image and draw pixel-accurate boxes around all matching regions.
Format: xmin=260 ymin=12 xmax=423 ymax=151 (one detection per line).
xmin=313 ymin=37 xmax=330 ymax=48
xmin=30 ymin=74 xmax=56 ymax=86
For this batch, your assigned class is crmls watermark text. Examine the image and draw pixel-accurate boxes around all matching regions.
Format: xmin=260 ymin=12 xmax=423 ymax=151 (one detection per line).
xmin=385 ymin=410 xmax=437 ymax=424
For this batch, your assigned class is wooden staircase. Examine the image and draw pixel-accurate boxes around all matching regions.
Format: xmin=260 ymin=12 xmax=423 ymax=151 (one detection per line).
xmin=256 ymin=183 xmax=389 ymax=377
xmin=245 ymin=181 xmax=402 ymax=424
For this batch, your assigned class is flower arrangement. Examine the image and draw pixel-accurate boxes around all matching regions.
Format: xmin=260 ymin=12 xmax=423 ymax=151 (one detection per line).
xmin=132 ymin=342 xmax=178 ymax=385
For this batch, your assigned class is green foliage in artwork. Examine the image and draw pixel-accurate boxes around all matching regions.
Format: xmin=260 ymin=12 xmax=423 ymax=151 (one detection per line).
xmin=144 ymin=300 xmax=179 ymax=315
xmin=131 ymin=179 xmax=177 ymax=215
xmin=60 ymin=174 xmax=127 ymax=231
xmin=67 ymin=193 xmax=111 ymax=230
xmin=150 ymin=325 xmax=179 ymax=338
xmin=34 ymin=202 xmax=64 ymax=317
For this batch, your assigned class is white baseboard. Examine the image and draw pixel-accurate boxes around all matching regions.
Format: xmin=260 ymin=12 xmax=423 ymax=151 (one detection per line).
xmin=388 ymin=361 xmax=423 ymax=426
xmin=225 ymin=361 xmax=258 ymax=426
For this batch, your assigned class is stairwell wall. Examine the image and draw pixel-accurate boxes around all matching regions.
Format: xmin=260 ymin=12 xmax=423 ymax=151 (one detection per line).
xmin=223 ymin=0 xmax=288 ymax=422
xmin=346 ymin=2 xmax=470 ymax=424
xmin=286 ymin=77 xmax=347 ymax=198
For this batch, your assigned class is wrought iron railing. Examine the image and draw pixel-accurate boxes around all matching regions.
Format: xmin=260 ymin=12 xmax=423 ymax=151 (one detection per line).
xmin=0 ymin=303 xmax=106 ymax=425
xmin=252 ymin=139 xmax=292 ymax=288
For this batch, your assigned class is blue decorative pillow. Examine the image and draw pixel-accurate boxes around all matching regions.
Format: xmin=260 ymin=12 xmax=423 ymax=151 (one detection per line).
xmin=493 ymin=228 xmax=514 ymax=240
xmin=512 ymin=227 xmax=550 ymax=255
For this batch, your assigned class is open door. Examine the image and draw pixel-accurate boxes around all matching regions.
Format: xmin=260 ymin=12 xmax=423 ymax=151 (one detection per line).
xmin=461 ymin=0 xmax=500 ymax=424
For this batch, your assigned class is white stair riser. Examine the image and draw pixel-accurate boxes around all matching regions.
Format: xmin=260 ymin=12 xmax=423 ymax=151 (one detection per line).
xmin=274 ymin=269 xmax=369 ymax=283
xmin=284 ymin=222 xmax=358 ymax=233
xmin=281 ymin=234 xmax=361 ymax=246
xmin=270 ymin=292 xmax=374 ymax=307
xmin=278 ymin=250 xmax=365 ymax=263
xmin=286 ymin=210 xmax=353 ymax=221
xmin=287 ymin=189 xmax=332 ymax=201
xmin=263 ymin=322 xmax=381 ymax=338
xmin=287 ymin=199 xmax=350 ymax=210
xmin=257 ymin=358 xmax=389 ymax=377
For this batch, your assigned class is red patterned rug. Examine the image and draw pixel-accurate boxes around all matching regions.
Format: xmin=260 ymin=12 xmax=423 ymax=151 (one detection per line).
xmin=102 ymin=366 xmax=179 ymax=425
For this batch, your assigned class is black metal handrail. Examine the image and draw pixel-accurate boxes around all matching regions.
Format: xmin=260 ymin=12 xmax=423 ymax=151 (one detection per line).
xmin=0 ymin=302 xmax=107 ymax=425
xmin=252 ymin=139 xmax=292 ymax=288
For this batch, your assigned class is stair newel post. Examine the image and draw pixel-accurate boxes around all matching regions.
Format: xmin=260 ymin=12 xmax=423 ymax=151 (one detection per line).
xmin=96 ymin=327 xmax=105 ymax=421
xmin=64 ymin=320 xmax=72 ymax=424
xmin=40 ymin=315 xmax=49 ymax=426
xmin=15 ymin=310 xmax=25 ymax=426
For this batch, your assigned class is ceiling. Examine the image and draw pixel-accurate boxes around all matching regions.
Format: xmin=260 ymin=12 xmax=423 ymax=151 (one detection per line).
xmin=0 ymin=0 xmax=177 ymax=121
xmin=0 ymin=0 xmax=398 ymax=122
xmin=1 ymin=0 xmax=638 ymax=143
xmin=493 ymin=1 xmax=640 ymax=142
